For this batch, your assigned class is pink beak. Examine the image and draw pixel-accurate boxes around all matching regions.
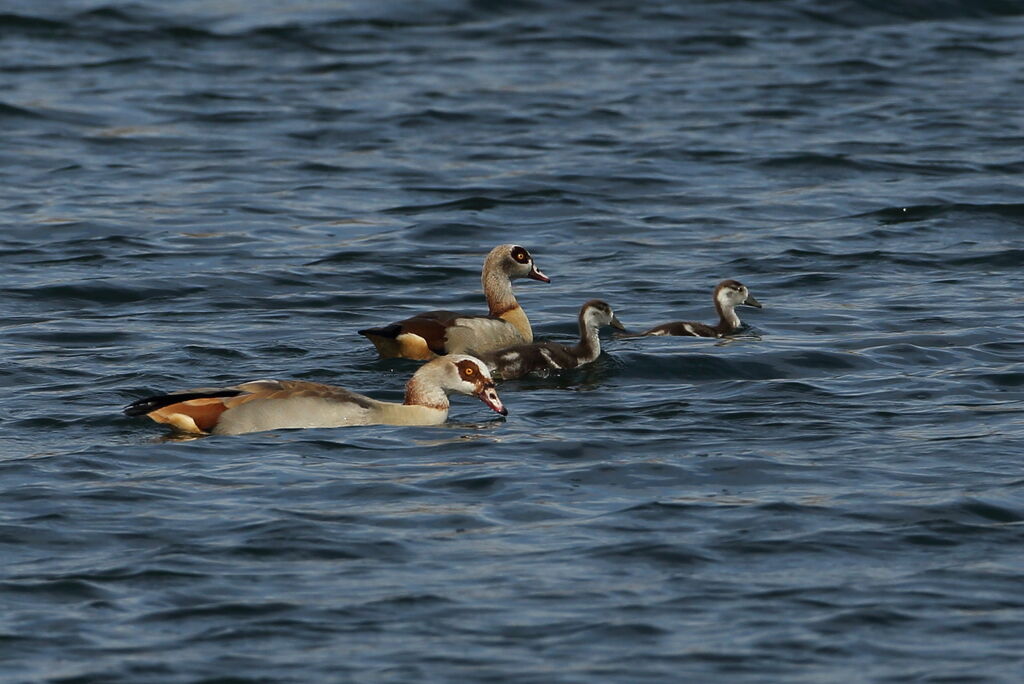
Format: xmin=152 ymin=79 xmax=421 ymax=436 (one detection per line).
xmin=528 ymin=265 xmax=550 ymax=283
xmin=476 ymin=383 xmax=508 ymax=416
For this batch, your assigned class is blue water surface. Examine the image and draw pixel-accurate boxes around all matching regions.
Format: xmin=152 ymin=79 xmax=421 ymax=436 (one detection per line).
xmin=2 ymin=1 xmax=1024 ymax=681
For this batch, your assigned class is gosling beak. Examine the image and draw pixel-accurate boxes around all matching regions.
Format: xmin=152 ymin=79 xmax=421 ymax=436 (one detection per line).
xmin=610 ymin=314 xmax=626 ymax=331
xmin=476 ymin=382 xmax=508 ymax=416
xmin=743 ymin=294 xmax=762 ymax=309
xmin=528 ymin=264 xmax=550 ymax=283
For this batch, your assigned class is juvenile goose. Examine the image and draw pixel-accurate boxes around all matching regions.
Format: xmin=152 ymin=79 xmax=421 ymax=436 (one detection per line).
xmin=123 ymin=355 xmax=506 ymax=436
xmin=477 ymin=299 xmax=625 ymax=380
xmin=358 ymin=244 xmax=550 ymax=360
xmin=642 ymin=279 xmax=761 ymax=338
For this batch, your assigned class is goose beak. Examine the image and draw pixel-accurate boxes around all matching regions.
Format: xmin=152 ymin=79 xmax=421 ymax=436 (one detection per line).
xmin=610 ymin=315 xmax=626 ymax=331
xmin=743 ymin=294 xmax=762 ymax=308
xmin=476 ymin=382 xmax=508 ymax=416
xmin=528 ymin=265 xmax=550 ymax=283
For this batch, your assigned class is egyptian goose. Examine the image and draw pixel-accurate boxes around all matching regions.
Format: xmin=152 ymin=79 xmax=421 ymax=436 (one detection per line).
xmin=358 ymin=244 xmax=550 ymax=360
xmin=123 ymin=355 xmax=506 ymax=436
xmin=641 ymin=279 xmax=761 ymax=338
xmin=477 ymin=300 xmax=625 ymax=380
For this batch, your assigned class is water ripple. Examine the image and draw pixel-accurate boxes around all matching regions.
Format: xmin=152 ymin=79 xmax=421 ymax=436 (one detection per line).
xmin=3 ymin=1 xmax=1024 ymax=682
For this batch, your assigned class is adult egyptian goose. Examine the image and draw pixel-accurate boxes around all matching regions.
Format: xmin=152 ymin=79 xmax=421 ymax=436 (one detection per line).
xmin=477 ymin=300 xmax=625 ymax=380
xmin=641 ymin=279 xmax=761 ymax=338
xmin=123 ymin=355 xmax=506 ymax=436
xmin=358 ymin=244 xmax=550 ymax=360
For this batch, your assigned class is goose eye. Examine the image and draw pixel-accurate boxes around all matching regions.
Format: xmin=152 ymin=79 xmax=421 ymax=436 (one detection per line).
xmin=511 ymin=248 xmax=529 ymax=264
xmin=464 ymin=366 xmax=475 ymax=376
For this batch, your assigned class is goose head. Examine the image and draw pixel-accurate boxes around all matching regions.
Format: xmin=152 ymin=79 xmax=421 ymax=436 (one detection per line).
xmin=488 ymin=244 xmax=550 ymax=283
xmin=442 ymin=354 xmax=508 ymax=416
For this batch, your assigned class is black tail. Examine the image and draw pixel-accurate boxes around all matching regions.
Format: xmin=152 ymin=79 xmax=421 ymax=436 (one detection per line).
xmin=358 ymin=323 xmax=402 ymax=340
xmin=123 ymin=390 xmax=243 ymax=417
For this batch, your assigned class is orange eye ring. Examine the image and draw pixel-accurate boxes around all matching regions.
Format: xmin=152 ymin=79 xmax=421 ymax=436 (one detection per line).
xmin=465 ymin=367 xmax=475 ymax=375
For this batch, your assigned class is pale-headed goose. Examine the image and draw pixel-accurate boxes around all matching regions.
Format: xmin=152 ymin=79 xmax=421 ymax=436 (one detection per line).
xmin=358 ymin=244 xmax=550 ymax=360
xmin=123 ymin=355 xmax=506 ymax=435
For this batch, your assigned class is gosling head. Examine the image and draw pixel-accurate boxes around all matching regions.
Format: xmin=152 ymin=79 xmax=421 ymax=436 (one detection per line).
xmin=580 ymin=299 xmax=626 ymax=332
xmin=714 ymin=280 xmax=761 ymax=311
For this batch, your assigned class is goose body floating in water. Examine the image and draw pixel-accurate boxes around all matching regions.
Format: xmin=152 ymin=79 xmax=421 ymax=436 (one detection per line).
xmin=358 ymin=244 xmax=550 ymax=360
xmin=123 ymin=355 xmax=506 ymax=436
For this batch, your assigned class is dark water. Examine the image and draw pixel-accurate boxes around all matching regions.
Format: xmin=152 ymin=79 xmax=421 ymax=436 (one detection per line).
xmin=3 ymin=1 xmax=1024 ymax=681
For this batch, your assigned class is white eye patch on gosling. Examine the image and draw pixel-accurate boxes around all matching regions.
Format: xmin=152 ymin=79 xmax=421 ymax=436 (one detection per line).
xmin=716 ymin=286 xmax=741 ymax=307
xmin=584 ymin=306 xmax=609 ymax=324
xmin=583 ymin=302 xmax=620 ymax=326
xmin=717 ymin=283 xmax=759 ymax=308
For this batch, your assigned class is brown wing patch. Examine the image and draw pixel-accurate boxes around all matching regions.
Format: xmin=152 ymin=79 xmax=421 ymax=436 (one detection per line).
xmin=224 ymin=380 xmax=379 ymax=411
xmin=360 ymin=310 xmax=464 ymax=358
xmin=150 ymin=397 xmax=231 ymax=433
xmin=394 ymin=312 xmax=459 ymax=354
xmin=132 ymin=380 xmax=379 ymax=434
